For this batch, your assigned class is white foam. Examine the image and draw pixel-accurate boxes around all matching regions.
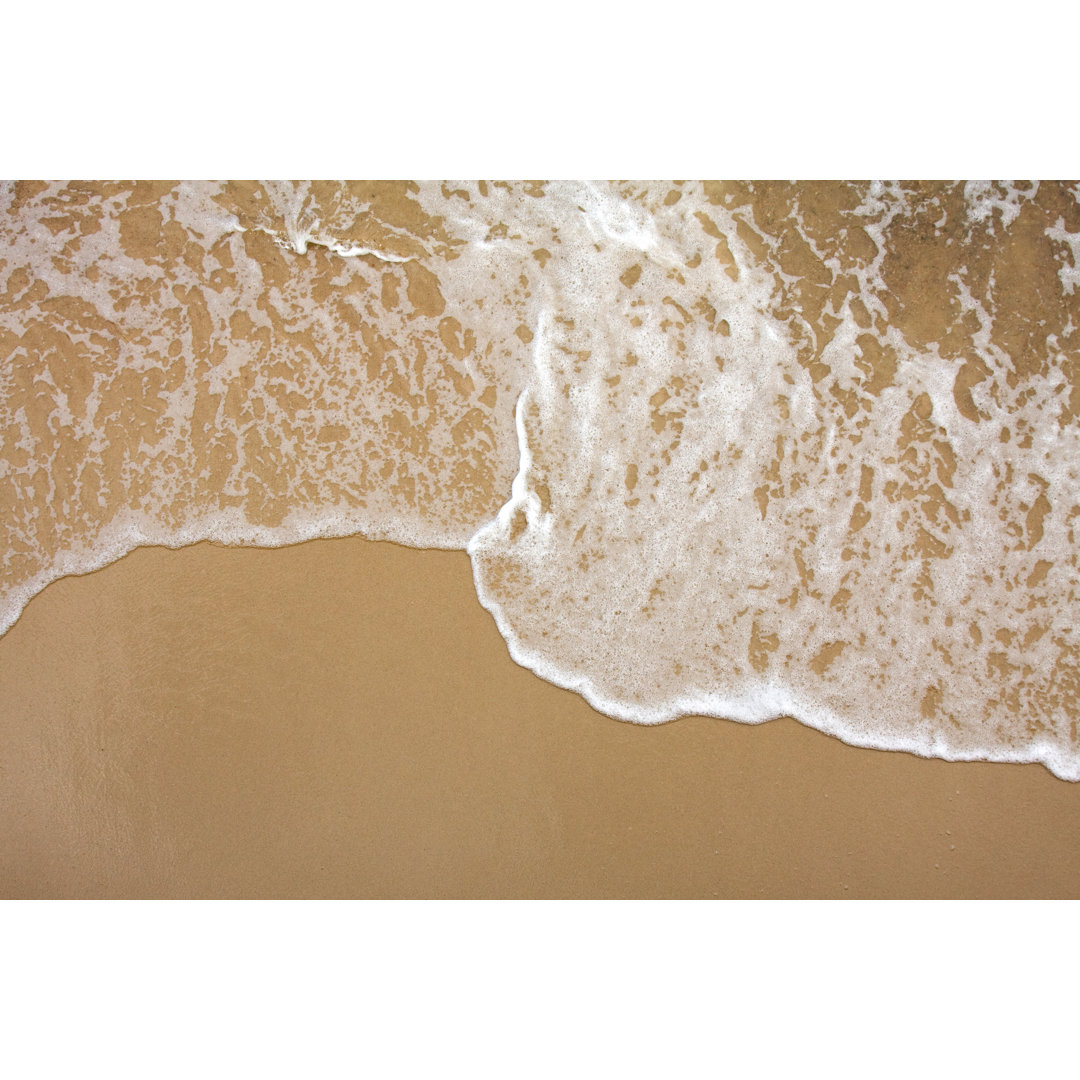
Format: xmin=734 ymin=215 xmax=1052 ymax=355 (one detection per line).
xmin=3 ymin=180 xmax=1079 ymax=780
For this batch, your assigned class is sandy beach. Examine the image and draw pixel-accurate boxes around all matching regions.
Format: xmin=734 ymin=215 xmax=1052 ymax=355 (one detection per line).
xmin=2 ymin=535 xmax=1077 ymax=898
xmin=3 ymin=181 xmax=1080 ymax=898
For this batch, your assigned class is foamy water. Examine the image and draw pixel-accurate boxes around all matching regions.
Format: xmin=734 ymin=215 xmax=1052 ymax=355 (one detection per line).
xmin=2 ymin=181 xmax=1079 ymax=779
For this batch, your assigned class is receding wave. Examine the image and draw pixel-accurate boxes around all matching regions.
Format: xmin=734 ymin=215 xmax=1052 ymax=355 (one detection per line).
xmin=2 ymin=181 xmax=1078 ymax=779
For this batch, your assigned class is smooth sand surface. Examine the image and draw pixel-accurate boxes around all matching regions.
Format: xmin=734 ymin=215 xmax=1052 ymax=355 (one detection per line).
xmin=1 ymin=537 xmax=1078 ymax=898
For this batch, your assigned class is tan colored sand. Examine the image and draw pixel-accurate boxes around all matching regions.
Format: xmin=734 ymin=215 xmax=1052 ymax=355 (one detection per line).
xmin=1 ymin=537 xmax=1076 ymax=898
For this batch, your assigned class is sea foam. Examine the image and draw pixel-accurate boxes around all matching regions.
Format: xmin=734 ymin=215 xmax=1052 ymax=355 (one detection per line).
xmin=2 ymin=180 xmax=1078 ymax=778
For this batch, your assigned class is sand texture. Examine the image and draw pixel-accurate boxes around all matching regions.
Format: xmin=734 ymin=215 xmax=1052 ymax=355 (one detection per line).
xmin=1 ymin=537 xmax=1077 ymax=899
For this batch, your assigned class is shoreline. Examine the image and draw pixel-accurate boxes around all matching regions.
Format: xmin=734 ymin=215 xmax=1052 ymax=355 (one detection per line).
xmin=2 ymin=535 xmax=1077 ymax=898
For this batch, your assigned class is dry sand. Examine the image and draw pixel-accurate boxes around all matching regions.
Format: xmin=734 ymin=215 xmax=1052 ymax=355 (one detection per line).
xmin=1 ymin=536 xmax=1077 ymax=898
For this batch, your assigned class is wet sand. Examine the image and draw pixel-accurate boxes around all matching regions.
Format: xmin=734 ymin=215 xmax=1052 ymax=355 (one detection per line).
xmin=1 ymin=537 xmax=1077 ymax=898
